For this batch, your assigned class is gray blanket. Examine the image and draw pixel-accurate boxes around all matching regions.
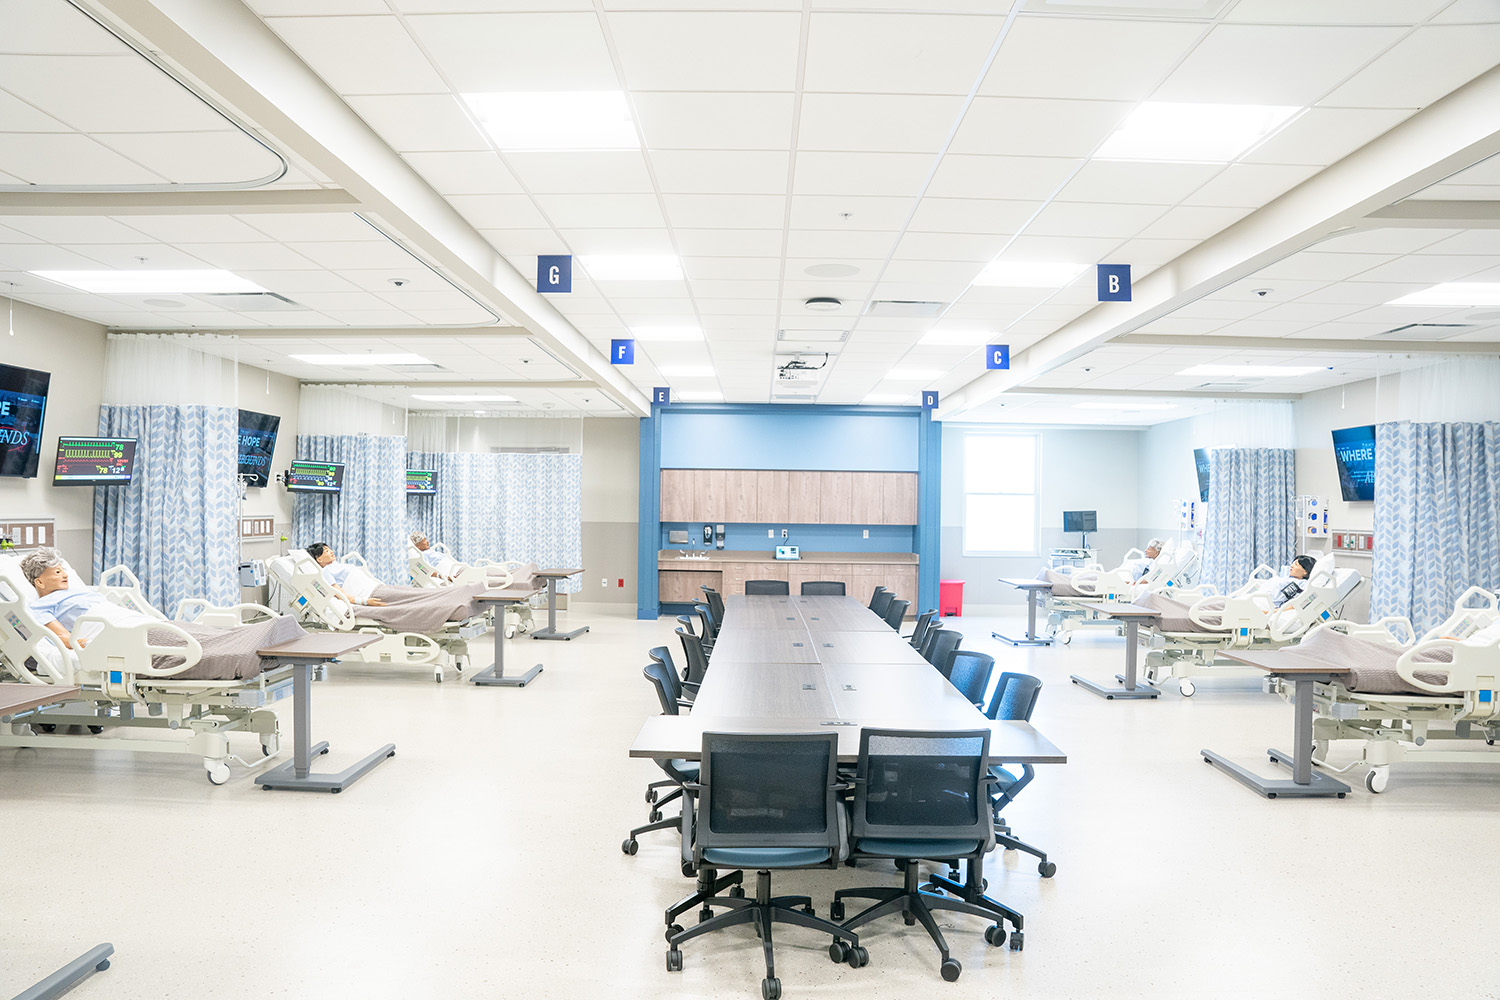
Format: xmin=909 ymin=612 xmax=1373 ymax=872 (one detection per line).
xmin=359 ymin=583 xmax=491 ymax=632
xmin=1042 ymin=569 xmax=1085 ymax=598
xmin=1135 ymin=591 xmax=1222 ymax=633
xmin=1294 ymin=627 xmax=1454 ymax=695
xmin=148 ymin=616 xmax=309 ymax=680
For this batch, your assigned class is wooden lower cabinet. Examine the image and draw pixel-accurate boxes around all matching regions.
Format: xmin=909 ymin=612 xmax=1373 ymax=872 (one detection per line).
xmin=788 ymin=562 xmax=849 ymax=596
xmin=658 ymin=570 xmax=723 ymax=603
xmin=662 ymin=558 xmax=917 ymax=614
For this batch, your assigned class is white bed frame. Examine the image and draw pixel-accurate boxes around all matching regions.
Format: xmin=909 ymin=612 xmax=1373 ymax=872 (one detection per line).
xmin=1046 ymin=540 xmax=1202 ymax=642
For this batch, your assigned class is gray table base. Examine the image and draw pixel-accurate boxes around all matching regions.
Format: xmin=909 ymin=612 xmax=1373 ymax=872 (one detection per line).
xmin=1069 ymin=619 xmax=1158 ymax=699
xmin=532 ymin=576 xmax=588 ymax=640
xmin=473 ymin=608 xmax=542 ymax=686
xmin=1201 ymin=675 xmax=1350 ymax=799
xmin=993 ymin=588 xmax=1053 ymax=647
xmin=257 ymin=662 xmax=395 ymax=793
xmin=13 ymin=943 xmax=113 ymax=1000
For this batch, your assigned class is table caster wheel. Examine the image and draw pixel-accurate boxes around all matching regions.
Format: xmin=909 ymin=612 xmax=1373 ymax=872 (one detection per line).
xmin=984 ymin=925 xmax=1006 ymax=947
xmin=1038 ymin=861 xmax=1057 ymax=878
xmin=621 ymin=838 xmax=638 ymax=855
xmin=940 ymin=958 xmax=961 ymax=982
xmin=761 ymin=976 xmax=781 ymax=1000
xmin=665 ymin=948 xmax=682 ymax=972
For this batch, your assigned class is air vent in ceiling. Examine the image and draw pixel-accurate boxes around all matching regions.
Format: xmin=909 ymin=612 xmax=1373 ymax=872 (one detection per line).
xmin=385 ymin=363 xmax=450 ymax=373
xmin=195 ymin=292 xmax=304 ymax=312
xmin=777 ymin=329 xmax=849 ymax=344
xmin=1194 ymin=380 xmax=1262 ymax=391
xmin=772 ymin=392 xmax=817 ymax=403
xmin=864 ymin=300 xmax=946 ymax=318
xmin=1369 ymin=323 xmax=1474 ymax=341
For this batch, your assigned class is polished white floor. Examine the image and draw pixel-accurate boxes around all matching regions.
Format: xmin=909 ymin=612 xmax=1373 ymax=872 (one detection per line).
xmin=2 ymin=606 xmax=1496 ymax=999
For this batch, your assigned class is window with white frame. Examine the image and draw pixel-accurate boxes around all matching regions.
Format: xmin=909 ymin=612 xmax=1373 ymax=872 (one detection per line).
xmin=963 ymin=433 xmax=1039 ymax=556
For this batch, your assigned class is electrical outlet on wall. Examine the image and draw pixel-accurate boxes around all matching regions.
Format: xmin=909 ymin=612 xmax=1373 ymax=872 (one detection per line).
xmin=600 ymin=577 xmax=608 ymax=588
xmin=767 ymin=529 xmax=774 ymax=538
xmin=863 ymin=529 xmax=869 ymax=539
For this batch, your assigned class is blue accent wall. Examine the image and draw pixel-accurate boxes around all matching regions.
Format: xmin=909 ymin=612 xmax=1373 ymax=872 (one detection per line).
xmin=660 ymin=409 xmax=918 ymax=472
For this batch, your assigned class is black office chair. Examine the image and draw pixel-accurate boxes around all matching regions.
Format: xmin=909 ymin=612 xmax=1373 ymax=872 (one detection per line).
xmin=870 ymin=590 xmax=895 ymax=618
xmin=677 ymin=612 xmax=714 ymax=654
xmin=666 ymin=732 xmax=867 ymax=998
xmin=921 ymin=628 xmax=963 ymax=677
xmin=832 ymin=727 xmax=1023 ymax=981
xmin=881 ymin=598 xmax=910 ymax=630
xmin=693 ymin=603 xmax=718 ymax=648
xmin=800 ymin=581 xmax=845 ymax=596
xmin=650 ymin=644 xmax=696 ymax=703
xmin=984 ymin=672 xmax=1055 ymax=878
xmin=745 ymin=579 xmax=790 ymax=595
xmin=676 ymin=628 xmax=711 ymax=694
xmin=946 ymin=650 xmax=996 ymax=709
xmin=623 ymin=662 xmax=698 ymax=855
xmin=904 ymin=608 xmax=937 ymax=648
xmin=867 ymin=586 xmax=889 ymax=611
xmin=700 ymin=586 xmax=726 ymax=632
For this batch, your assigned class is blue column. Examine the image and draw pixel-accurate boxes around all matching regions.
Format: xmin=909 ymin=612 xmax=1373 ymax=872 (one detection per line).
xmin=915 ymin=409 xmax=942 ymax=613
xmin=636 ymin=407 xmax=661 ymax=620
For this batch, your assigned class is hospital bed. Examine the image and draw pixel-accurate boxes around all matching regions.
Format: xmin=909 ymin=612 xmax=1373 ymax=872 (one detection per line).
xmin=404 ymin=545 xmax=537 ymax=636
xmin=1282 ymin=588 xmax=1500 ymax=793
xmin=0 ymin=554 xmax=298 ymax=784
xmin=1133 ymin=557 xmax=1364 ymax=696
xmin=1044 ymin=540 xmax=1201 ymax=642
xmin=268 ymin=551 xmax=492 ymax=681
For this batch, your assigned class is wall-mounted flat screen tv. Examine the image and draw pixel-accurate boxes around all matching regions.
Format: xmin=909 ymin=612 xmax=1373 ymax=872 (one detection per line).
xmin=237 ymin=409 xmax=281 ymax=488
xmin=285 ymin=460 xmax=345 ymax=494
xmin=1331 ymin=425 xmax=1376 ymax=502
xmin=53 ymin=437 xmax=136 ymax=486
xmin=1193 ymin=448 xmax=1211 ymax=503
xmin=406 ymin=469 xmax=437 ymax=495
xmin=0 ymin=363 xmax=51 ymax=479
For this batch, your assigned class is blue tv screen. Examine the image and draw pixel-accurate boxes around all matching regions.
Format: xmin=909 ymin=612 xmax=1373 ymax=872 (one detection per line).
xmin=1193 ymin=448 xmax=1210 ymax=503
xmin=0 ymin=363 xmax=50 ymax=478
xmin=1331 ymin=425 xmax=1376 ymax=502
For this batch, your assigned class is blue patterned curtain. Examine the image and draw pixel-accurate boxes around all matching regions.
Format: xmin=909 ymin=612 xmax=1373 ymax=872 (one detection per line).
xmin=293 ymin=434 xmax=407 ymax=584
xmin=1371 ymin=421 xmax=1500 ymax=633
xmin=407 ymin=451 xmax=583 ymax=593
xmin=1201 ymin=448 xmax=1296 ymax=593
xmin=93 ymin=404 xmax=239 ymax=610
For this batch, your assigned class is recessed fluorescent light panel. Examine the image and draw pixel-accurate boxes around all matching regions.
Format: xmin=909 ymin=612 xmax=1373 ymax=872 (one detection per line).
xmin=31 ymin=269 xmax=266 ymax=294
xmin=461 ymin=92 xmax=638 ymax=151
xmin=1096 ymin=103 xmax=1300 ymax=162
xmin=674 ymin=391 xmax=723 ymax=402
xmin=1388 ymin=283 xmax=1500 ymax=307
xmin=410 ymin=394 xmax=517 ymax=403
xmin=580 ymin=255 xmax=683 ymax=281
xmin=1177 ymin=364 xmax=1320 ymax=377
xmin=1073 ymin=401 xmax=1178 ymax=411
xmin=291 ymin=353 xmax=433 ymax=366
xmin=973 ymin=261 xmax=1085 ymax=288
xmin=630 ymin=325 xmax=703 ymax=342
xmin=919 ymin=329 xmax=992 ymax=346
xmin=883 ymin=369 xmax=943 ymax=381
xmin=657 ymin=365 xmax=715 ymax=378
xmin=863 ymin=393 xmax=913 ymax=404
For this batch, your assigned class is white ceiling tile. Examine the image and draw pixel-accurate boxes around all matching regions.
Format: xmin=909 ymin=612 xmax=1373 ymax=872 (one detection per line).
xmin=0 ymin=133 xmax=163 ymax=185
xmin=1134 ymin=204 xmax=1251 ymax=241
xmin=980 ymin=15 xmax=1205 ymax=102
xmin=0 ymin=215 xmax=162 ymax=244
xmin=788 ymin=195 xmax=915 ymax=231
xmin=94 ymin=131 xmax=283 ymax=185
xmin=784 ymin=258 xmax=884 ymax=280
xmin=992 ymin=233 xmax=1121 ymax=261
xmin=1055 ymin=160 xmax=1220 ymax=206
xmin=235 ymin=270 xmax=361 ymax=293
xmin=345 ymin=95 xmax=489 ymax=152
xmin=608 ymin=12 xmax=801 ymax=91
xmin=1225 ymin=0 xmax=1449 ymax=25
xmin=1110 ymin=237 xmax=1201 ymax=271
xmin=650 ymin=150 xmax=789 ymax=194
xmin=1254 ymin=251 xmax=1394 ymax=282
xmin=406 ymin=13 xmax=618 ymax=91
xmin=792 ymin=152 xmax=934 ymax=197
xmin=664 ymin=194 xmax=785 ymax=229
xmin=879 ymin=259 xmax=982 ymax=284
xmin=689 ymin=279 xmax=780 ymax=298
xmin=784 ymin=230 xmax=897 ymax=259
xmin=1346 ymin=254 xmax=1499 ymax=283
xmin=1315 ymin=228 xmax=1453 ymax=254
xmin=505 ymin=151 xmax=655 ymax=194
xmin=693 ymin=298 xmax=777 ymax=316
xmin=1319 ymin=24 xmax=1500 ymax=110
xmin=0 ymin=89 xmax=69 ymax=131
xmin=633 ymin=92 xmax=795 ymax=150
xmin=446 ymin=194 xmax=551 ymax=229
xmin=266 ymin=16 xmax=448 ymax=95
xmin=1241 ymin=107 xmax=1412 ymax=166
xmin=1152 ymin=24 xmax=1406 ymax=106
xmin=1181 ymin=162 xmax=1320 ymax=208
xmin=1433 ymin=0 xmax=1500 ymax=22
xmin=177 ymin=242 xmax=320 ymax=270
xmin=0 ymin=54 xmax=226 ymax=132
xmin=0 ymin=0 xmax=126 ymax=54
xmin=683 ymin=257 xmax=783 ymax=281
xmin=286 ymin=291 xmax=390 ymax=311
xmin=925 ymin=154 xmax=1083 ymax=202
xmin=553 ymin=228 xmax=674 ymax=254
xmin=892 ymin=232 xmax=1012 ymax=262
xmin=69 ymin=243 xmax=211 ymax=268
xmin=482 ymin=228 xmax=569 ymax=256
xmin=401 ymin=151 xmax=524 ymax=195
xmin=114 ymin=214 xmax=272 ymax=244
xmin=950 ymin=98 xmax=1133 ymax=157
xmin=248 ymin=0 xmax=389 ymax=13
xmin=293 ymin=241 xmax=423 ymax=270
xmin=1420 ymin=230 xmax=1500 ymax=255
xmin=804 ymin=13 xmax=1004 ymax=95
xmin=532 ymin=193 xmax=666 ymax=229
xmin=239 ymin=213 xmax=382 ymax=243
xmin=906 ymin=197 xmax=1035 ymax=235
xmin=797 ymin=94 xmax=965 ymax=154
xmin=674 ymin=229 xmax=786 ymax=257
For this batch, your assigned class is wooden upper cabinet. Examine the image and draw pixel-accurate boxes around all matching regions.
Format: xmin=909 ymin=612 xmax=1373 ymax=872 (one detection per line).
xmin=849 ymin=472 xmax=884 ymax=524
xmin=756 ymin=470 xmax=789 ymax=522
xmin=787 ymin=471 xmax=821 ymax=523
xmin=882 ymin=473 xmax=919 ymax=525
xmin=821 ymin=471 xmax=853 ymax=524
xmin=660 ymin=469 xmax=694 ymax=522
xmin=725 ymin=469 xmax=759 ymax=522
xmin=695 ymin=469 xmax=726 ymax=521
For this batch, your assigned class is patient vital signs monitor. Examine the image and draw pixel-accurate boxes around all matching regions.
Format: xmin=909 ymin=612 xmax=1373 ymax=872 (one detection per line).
xmin=406 ymin=469 xmax=437 ymax=495
xmin=285 ymin=460 xmax=345 ymax=494
xmin=53 ymin=437 xmax=137 ymax=486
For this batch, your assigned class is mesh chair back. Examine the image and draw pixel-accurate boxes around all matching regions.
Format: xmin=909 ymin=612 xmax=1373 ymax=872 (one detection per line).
xmin=908 ymin=609 xmax=937 ymax=648
xmin=800 ymin=581 xmax=846 ymax=596
xmin=922 ymin=628 xmax=963 ymax=677
xmin=700 ymin=586 xmax=726 ymax=626
xmin=676 ymin=627 xmax=710 ymax=687
xmin=870 ymin=590 xmax=895 ymax=617
xmin=986 ymin=672 xmax=1043 ymax=722
xmin=881 ymin=598 xmax=910 ymax=629
xmin=946 ymin=650 xmax=995 ymax=706
xmin=643 ymin=661 xmax=682 ymax=715
xmin=852 ymin=728 xmax=991 ymax=845
xmin=697 ymin=732 xmax=841 ymax=854
xmin=649 ymin=645 xmax=684 ymax=685
xmin=745 ymin=579 xmax=790 ymax=595
xmin=676 ymin=614 xmax=700 ymax=640
xmin=868 ymin=586 xmax=890 ymax=611
xmin=694 ymin=603 xmax=717 ymax=641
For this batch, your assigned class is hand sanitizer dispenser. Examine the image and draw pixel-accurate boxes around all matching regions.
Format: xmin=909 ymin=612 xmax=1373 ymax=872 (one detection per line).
xmin=715 ymin=524 xmax=725 ymax=549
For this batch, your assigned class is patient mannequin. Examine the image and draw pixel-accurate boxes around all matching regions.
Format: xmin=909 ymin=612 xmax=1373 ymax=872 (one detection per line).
xmin=409 ymin=532 xmax=458 ymax=582
xmin=1123 ymin=538 xmax=1165 ymax=582
xmin=20 ymin=548 xmax=107 ymax=649
xmin=1272 ymin=555 xmax=1317 ymax=608
xmin=306 ymin=542 xmax=387 ymax=606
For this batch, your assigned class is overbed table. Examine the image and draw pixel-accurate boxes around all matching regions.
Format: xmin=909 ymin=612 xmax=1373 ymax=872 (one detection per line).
xmin=471 ymin=586 xmax=544 ymax=687
xmin=532 ymin=568 xmax=589 ymax=640
xmin=1200 ymin=649 xmax=1352 ymax=799
xmin=1069 ymin=603 xmax=1163 ymax=700
xmin=993 ymin=578 xmax=1055 ymax=647
xmin=256 ymin=634 xmax=393 ymax=793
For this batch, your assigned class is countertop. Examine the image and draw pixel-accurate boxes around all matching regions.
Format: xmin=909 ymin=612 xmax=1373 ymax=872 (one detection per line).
xmin=658 ymin=550 xmax=918 ymax=567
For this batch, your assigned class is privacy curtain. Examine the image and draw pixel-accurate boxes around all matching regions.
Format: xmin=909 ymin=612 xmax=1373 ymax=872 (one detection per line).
xmin=1370 ymin=421 xmax=1500 ymax=634
xmin=407 ymin=450 xmax=584 ymax=593
xmin=1201 ymin=448 xmax=1297 ymax=593
xmin=93 ymin=335 xmax=240 ymax=611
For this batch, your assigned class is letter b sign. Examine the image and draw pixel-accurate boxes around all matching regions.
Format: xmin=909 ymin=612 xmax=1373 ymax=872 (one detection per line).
xmin=1097 ymin=264 xmax=1131 ymax=302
